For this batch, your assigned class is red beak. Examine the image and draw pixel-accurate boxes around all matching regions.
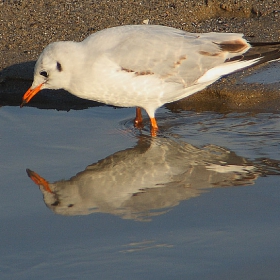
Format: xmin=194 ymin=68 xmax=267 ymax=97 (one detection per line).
xmin=20 ymin=83 xmax=43 ymax=107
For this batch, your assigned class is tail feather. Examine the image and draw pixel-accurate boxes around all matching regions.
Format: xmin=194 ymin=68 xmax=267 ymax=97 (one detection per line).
xmin=250 ymin=42 xmax=280 ymax=47
xmin=197 ymin=41 xmax=279 ymax=84
xmin=226 ymin=41 xmax=280 ymax=66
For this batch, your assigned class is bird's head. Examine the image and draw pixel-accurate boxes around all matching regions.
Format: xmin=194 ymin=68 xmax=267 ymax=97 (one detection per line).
xmin=20 ymin=41 xmax=76 ymax=107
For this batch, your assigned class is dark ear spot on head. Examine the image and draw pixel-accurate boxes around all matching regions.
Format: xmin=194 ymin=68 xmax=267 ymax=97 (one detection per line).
xmin=56 ymin=61 xmax=62 ymax=72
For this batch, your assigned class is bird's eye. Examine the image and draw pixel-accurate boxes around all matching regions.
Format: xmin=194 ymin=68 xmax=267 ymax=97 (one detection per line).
xmin=51 ymin=201 xmax=59 ymax=206
xmin=40 ymin=71 xmax=48 ymax=78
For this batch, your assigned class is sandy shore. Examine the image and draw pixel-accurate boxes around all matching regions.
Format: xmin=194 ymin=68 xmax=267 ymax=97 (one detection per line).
xmin=0 ymin=0 xmax=279 ymax=111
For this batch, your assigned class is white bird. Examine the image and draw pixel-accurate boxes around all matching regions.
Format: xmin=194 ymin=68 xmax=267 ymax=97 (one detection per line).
xmin=21 ymin=25 xmax=280 ymax=135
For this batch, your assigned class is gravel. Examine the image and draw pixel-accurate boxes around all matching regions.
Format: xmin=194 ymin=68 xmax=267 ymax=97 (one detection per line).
xmin=0 ymin=0 xmax=279 ymax=111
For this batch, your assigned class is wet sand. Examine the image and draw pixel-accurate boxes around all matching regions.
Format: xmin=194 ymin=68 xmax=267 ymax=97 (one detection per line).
xmin=0 ymin=0 xmax=279 ymax=111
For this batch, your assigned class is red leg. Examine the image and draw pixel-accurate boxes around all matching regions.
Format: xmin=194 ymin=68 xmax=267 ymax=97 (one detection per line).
xmin=134 ymin=107 xmax=143 ymax=129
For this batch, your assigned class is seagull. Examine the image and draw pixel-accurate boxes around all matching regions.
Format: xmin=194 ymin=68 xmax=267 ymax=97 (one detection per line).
xmin=21 ymin=25 xmax=280 ymax=135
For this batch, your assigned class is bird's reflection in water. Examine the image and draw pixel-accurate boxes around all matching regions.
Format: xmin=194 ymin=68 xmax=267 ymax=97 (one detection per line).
xmin=26 ymin=137 xmax=280 ymax=221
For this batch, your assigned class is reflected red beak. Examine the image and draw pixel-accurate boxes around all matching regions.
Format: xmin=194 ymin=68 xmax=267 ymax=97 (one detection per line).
xmin=20 ymin=83 xmax=43 ymax=107
xmin=26 ymin=169 xmax=52 ymax=193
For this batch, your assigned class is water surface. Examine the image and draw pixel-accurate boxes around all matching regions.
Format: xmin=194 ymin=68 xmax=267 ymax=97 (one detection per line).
xmin=1 ymin=94 xmax=280 ymax=279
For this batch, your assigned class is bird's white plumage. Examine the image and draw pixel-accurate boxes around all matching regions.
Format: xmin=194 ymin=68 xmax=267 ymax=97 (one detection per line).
xmin=30 ymin=25 xmax=262 ymax=119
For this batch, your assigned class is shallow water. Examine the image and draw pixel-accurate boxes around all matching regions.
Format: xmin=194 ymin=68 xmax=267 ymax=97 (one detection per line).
xmin=1 ymin=94 xmax=280 ymax=279
xmin=243 ymin=62 xmax=280 ymax=84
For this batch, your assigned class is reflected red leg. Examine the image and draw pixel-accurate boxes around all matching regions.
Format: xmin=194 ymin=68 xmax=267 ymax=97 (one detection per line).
xmin=150 ymin=117 xmax=158 ymax=137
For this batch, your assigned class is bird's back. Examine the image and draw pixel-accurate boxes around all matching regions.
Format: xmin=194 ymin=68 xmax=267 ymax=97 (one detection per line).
xmin=63 ymin=25 xmax=280 ymax=114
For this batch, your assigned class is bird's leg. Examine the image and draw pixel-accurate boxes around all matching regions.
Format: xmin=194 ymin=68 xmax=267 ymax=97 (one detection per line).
xmin=134 ymin=107 xmax=143 ymax=129
xmin=150 ymin=117 xmax=158 ymax=137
